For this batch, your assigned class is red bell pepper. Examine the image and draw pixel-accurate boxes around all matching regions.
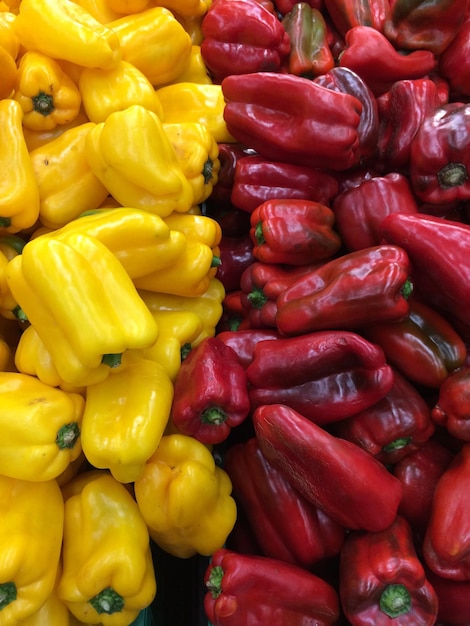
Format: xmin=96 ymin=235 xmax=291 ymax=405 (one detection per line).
xmin=423 ymin=443 xmax=470 ymax=580
xmin=273 ymin=0 xmax=324 ymax=16
xmin=323 ymin=0 xmax=390 ymax=36
xmin=332 ymin=172 xmax=419 ymax=251
xmin=425 ymin=568 xmax=470 ymax=626
xmin=338 ymin=25 xmax=436 ymax=97
xmin=170 ymin=337 xmax=251 ymax=444
xmin=275 ymin=245 xmax=412 ymax=336
xmin=216 ymin=327 xmax=281 ymax=367
xmin=380 ymin=212 xmax=470 ymax=328
xmin=409 ymin=102 xmax=470 ymax=205
xmin=222 ymin=71 xmax=363 ymax=171
xmin=439 ymin=14 xmax=470 ymax=98
xmin=331 ymin=368 xmax=435 ymax=465
xmin=432 ymin=367 xmax=470 ymax=441
xmin=252 ymin=403 xmax=403 ymax=532
xmin=204 ymin=548 xmax=340 ymax=626
xmin=215 ymin=234 xmax=254 ymax=293
xmin=362 ymin=295 xmax=468 ymax=389
xmin=217 ymin=290 xmax=252 ymax=333
xmin=384 ymin=0 xmax=468 ymax=55
xmin=339 ymin=515 xmax=439 ymax=625
xmin=200 ymin=0 xmax=290 ymax=83
xmin=230 ymin=154 xmax=339 ymax=214
xmin=249 ymin=199 xmax=342 ymax=266
xmin=224 ymin=437 xmax=346 ymax=569
xmin=281 ymin=4 xmax=334 ymax=77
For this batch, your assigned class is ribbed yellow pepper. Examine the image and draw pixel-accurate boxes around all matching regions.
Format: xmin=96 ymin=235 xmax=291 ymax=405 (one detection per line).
xmin=58 ymin=471 xmax=156 ymax=626
xmin=14 ymin=51 xmax=82 ymax=131
xmin=0 ymin=234 xmax=24 ymax=319
xmin=78 ymin=60 xmax=163 ymax=123
xmin=0 ymin=99 xmax=40 ymax=233
xmin=16 ymin=568 xmax=72 ymax=626
xmin=156 ymin=82 xmax=236 ymax=143
xmin=7 ymin=232 xmax=159 ymax=386
xmin=163 ymin=123 xmax=220 ymax=205
xmin=134 ymin=433 xmax=237 ymax=558
xmin=71 ymin=0 xmax=121 ymax=22
xmin=0 ymin=371 xmax=85 ymax=481
xmin=22 ymin=107 xmax=90 ymax=152
xmin=85 ymin=105 xmax=194 ymax=216
xmin=29 ymin=122 xmax=110 ymax=229
xmin=0 ymin=11 xmax=19 ymax=58
xmin=0 ymin=475 xmax=64 ymax=625
xmin=109 ymin=7 xmax=192 ymax=86
xmin=166 ymin=44 xmax=212 ymax=84
xmin=14 ymin=0 xmax=121 ymax=69
xmin=0 ymin=41 xmax=16 ymax=99
xmin=163 ymin=212 xmax=222 ymax=251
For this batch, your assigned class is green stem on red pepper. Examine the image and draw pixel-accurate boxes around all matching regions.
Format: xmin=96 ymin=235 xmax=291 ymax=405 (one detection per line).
xmin=379 ymin=584 xmax=411 ymax=618
xmin=437 ymin=162 xmax=467 ymax=190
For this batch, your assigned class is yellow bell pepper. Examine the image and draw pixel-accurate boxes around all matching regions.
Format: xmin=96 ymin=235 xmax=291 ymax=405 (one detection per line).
xmin=0 ymin=99 xmax=40 ymax=233
xmin=1 ymin=0 xmax=20 ymax=11
xmin=163 ymin=212 xmax=222 ymax=251
xmin=16 ymin=568 xmax=72 ymax=626
xmin=0 ymin=234 xmax=24 ymax=319
xmin=7 ymin=232 xmax=159 ymax=386
xmin=106 ymin=0 xmax=152 ymax=13
xmin=166 ymin=44 xmax=212 ymax=83
xmin=109 ymin=7 xmax=192 ymax=86
xmin=0 ymin=474 xmax=64 ymax=625
xmin=0 ymin=11 xmax=19 ymax=58
xmin=154 ymin=0 xmax=210 ymax=17
xmin=14 ymin=51 xmax=82 ymax=131
xmin=70 ymin=0 xmax=121 ymax=23
xmin=14 ymin=0 xmax=121 ymax=69
xmin=134 ymin=433 xmax=237 ymax=558
xmin=78 ymin=60 xmax=163 ymax=123
xmin=22 ymin=107 xmax=89 ymax=152
xmin=81 ymin=355 xmax=173 ymax=483
xmin=85 ymin=105 xmax=194 ymax=217
xmin=58 ymin=471 xmax=156 ymax=626
xmin=29 ymin=122 xmax=110 ymax=229
xmin=156 ymin=82 xmax=236 ymax=143
xmin=162 ymin=123 xmax=220 ymax=205
xmin=0 ymin=334 xmax=10 ymax=371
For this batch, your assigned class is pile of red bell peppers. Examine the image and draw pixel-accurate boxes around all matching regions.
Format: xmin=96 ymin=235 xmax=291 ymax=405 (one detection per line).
xmin=178 ymin=1 xmax=470 ymax=623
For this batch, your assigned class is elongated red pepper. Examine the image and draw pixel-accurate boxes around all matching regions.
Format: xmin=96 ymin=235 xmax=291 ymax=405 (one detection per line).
xmin=432 ymin=367 xmax=470 ymax=441
xmin=224 ymin=437 xmax=346 ymax=568
xmin=275 ymin=245 xmax=412 ymax=336
xmin=338 ymin=26 xmax=436 ymax=96
xmin=204 ymin=548 xmax=340 ymax=626
xmin=200 ymin=0 xmax=290 ymax=83
xmin=170 ymin=337 xmax=251 ymax=444
xmin=439 ymin=14 xmax=470 ymax=98
xmin=339 ymin=515 xmax=439 ymax=625
xmin=323 ymin=0 xmax=390 ymax=36
xmin=222 ymin=71 xmax=363 ymax=171
xmin=253 ymin=403 xmax=403 ymax=531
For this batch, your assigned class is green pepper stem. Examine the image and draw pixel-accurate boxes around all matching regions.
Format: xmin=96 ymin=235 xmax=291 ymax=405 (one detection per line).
xmin=180 ymin=342 xmax=192 ymax=361
xmin=201 ymin=406 xmax=227 ymax=426
xmin=101 ymin=353 xmax=122 ymax=368
xmin=0 ymin=235 xmax=26 ymax=255
xmin=89 ymin=587 xmax=125 ymax=615
xmin=12 ymin=306 xmax=28 ymax=322
xmin=211 ymin=255 xmax=221 ymax=268
xmin=437 ymin=162 xmax=467 ymax=190
xmin=255 ymin=221 xmax=265 ymax=245
xmin=400 ymin=279 xmax=413 ymax=300
xmin=0 ymin=582 xmax=16 ymax=610
xmin=56 ymin=422 xmax=81 ymax=450
xmin=202 ymin=158 xmax=214 ymax=185
xmin=206 ymin=565 xmax=224 ymax=599
xmin=379 ymin=584 xmax=411 ymax=618
xmin=32 ymin=91 xmax=55 ymax=116
xmin=382 ymin=437 xmax=412 ymax=454
xmin=0 ymin=218 xmax=11 ymax=228
xmin=247 ymin=287 xmax=268 ymax=309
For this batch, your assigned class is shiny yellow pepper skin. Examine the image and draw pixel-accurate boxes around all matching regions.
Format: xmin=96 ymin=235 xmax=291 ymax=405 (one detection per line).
xmin=15 ymin=568 xmax=72 ymax=626
xmin=166 ymin=44 xmax=212 ymax=84
xmin=58 ymin=471 xmax=156 ymax=626
xmin=0 ymin=475 xmax=64 ymax=626
xmin=134 ymin=433 xmax=237 ymax=558
xmin=106 ymin=0 xmax=152 ymax=13
xmin=70 ymin=0 xmax=121 ymax=23
xmin=22 ymin=107 xmax=90 ymax=152
xmin=0 ymin=371 xmax=85 ymax=481
xmin=14 ymin=51 xmax=82 ymax=131
xmin=0 ymin=12 xmax=19 ymax=99
xmin=7 ymin=232 xmax=159 ymax=386
xmin=0 ymin=99 xmax=40 ymax=233
xmin=154 ymin=0 xmax=211 ymax=18
xmin=81 ymin=355 xmax=174 ymax=483
xmin=0 ymin=234 xmax=24 ymax=319
xmin=85 ymin=105 xmax=194 ymax=217
xmin=163 ymin=212 xmax=222 ymax=251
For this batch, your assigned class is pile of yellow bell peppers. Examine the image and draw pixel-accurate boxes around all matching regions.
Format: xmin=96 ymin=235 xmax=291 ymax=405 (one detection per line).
xmin=0 ymin=1 xmax=239 ymax=624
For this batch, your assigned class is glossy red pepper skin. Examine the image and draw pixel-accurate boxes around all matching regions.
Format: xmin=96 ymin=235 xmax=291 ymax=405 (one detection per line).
xmin=249 ymin=199 xmax=342 ymax=266
xmin=362 ymin=295 xmax=468 ymax=389
xmin=217 ymin=290 xmax=252 ymax=333
xmin=409 ymin=102 xmax=470 ymax=204
xmin=423 ymin=443 xmax=470 ymax=580
xmin=170 ymin=337 xmax=251 ymax=444
xmin=332 ymin=368 xmax=435 ymax=465
xmin=339 ymin=515 xmax=439 ymax=626
xmin=384 ymin=0 xmax=469 ymax=55
xmin=200 ymin=0 xmax=290 ymax=83
xmin=323 ymin=0 xmax=390 ymax=36
xmin=273 ymin=0 xmax=324 ymax=16
xmin=425 ymin=569 xmax=470 ymax=626
xmin=204 ymin=548 xmax=341 ymax=626
xmin=439 ymin=14 xmax=470 ymax=98
xmin=222 ymin=71 xmax=363 ymax=171
xmin=216 ymin=234 xmax=254 ymax=293
xmin=380 ymin=213 xmax=470 ymax=328
xmin=224 ymin=437 xmax=346 ymax=569
xmin=338 ymin=26 xmax=436 ymax=97
xmin=230 ymin=155 xmax=339 ymax=214
xmin=332 ymin=172 xmax=419 ymax=251
xmin=253 ymin=403 xmax=403 ymax=532
xmin=275 ymin=245 xmax=412 ymax=336
xmin=432 ymin=367 xmax=470 ymax=441
xmin=217 ymin=327 xmax=281 ymax=367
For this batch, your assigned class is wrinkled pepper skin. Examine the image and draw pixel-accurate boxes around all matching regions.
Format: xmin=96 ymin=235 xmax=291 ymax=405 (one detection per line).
xmin=275 ymin=245 xmax=412 ymax=336
xmin=423 ymin=443 xmax=470 ymax=580
xmin=439 ymin=14 xmax=470 ymax=98
xmin=323 ymin=0 xmax=390 ymax=36
xmin=204 ymin=548 xmax=340 ymax=626
xmin=249 ymin=199 xmax=342 ymax=266
xmin=200 ymin=0 xmax=290 ymax=83
xmin=340 ymin=515 xmax=439 ymax=625
xmin=253 ymin=404 xmax=403 ymax=532
xmin=134 ymin=434 xmax=237 ymax=559
xmin=170 ymin=337 xmax=251 ymax=444
xmin=0 ymin=475 xmax=64 ymax=626
xmin=222 ymin=71 xmax=363 ymax=171
xmin=432 ymin=367 xmax=470 ymax=441
xmin=224 ymin=437 xmax=346 ymax=568
xmin=216 ymin=327 xmax=281 ymax=368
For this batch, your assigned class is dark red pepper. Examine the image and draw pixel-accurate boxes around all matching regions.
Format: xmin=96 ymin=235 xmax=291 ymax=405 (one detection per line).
xmin=217 ymin=290 xmax=252 ymax=333
xmin=439 ymin=13 xmax=470 ymax=98
xmin=216 ymin=234 xmax=254 ymax=293
xmin=217 ymin=327 xmax=281 ymax=367
xmin=432 ymin=367 xmax=470 ymax=441
xmin=322 ymin=0 xmax=390 ymax=36
xmin=425 ymin=568 xmax=470 ymax=626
